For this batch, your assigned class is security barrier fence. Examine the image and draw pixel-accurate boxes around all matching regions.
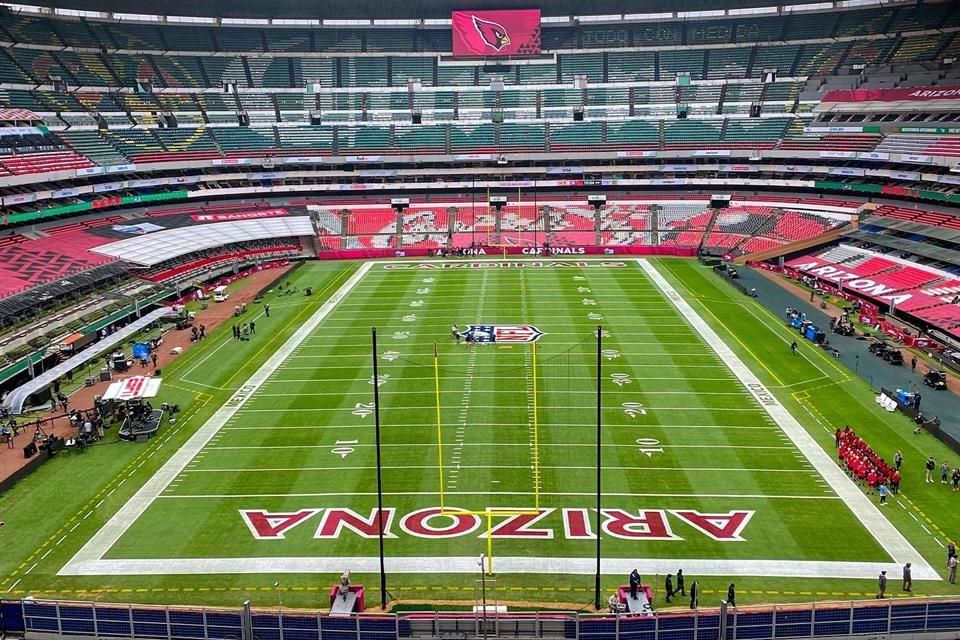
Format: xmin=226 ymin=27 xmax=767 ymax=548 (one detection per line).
xmin=3 ymin=596 xmax=960 ymax=640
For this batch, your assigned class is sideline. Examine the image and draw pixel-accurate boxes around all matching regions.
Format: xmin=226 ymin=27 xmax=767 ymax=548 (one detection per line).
xmin=59 ymin=261 xmax=374 ymax=576
xmin=638 ymin=258 xmax=938 ymax=581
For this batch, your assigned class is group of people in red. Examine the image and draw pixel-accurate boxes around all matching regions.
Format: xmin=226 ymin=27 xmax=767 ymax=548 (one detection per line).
xmin=836 ymin=426 xmax=901 ymax=494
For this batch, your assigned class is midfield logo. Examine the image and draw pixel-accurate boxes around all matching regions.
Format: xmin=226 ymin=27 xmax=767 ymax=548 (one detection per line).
xmin=464 ymin=324 xmax=544 ymax=343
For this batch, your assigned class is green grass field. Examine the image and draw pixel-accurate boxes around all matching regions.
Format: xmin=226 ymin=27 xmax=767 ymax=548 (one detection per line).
xmin=4 ymin=258 xmax=960 ymax=609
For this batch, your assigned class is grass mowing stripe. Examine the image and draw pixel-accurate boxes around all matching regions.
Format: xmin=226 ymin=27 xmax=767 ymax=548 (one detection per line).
xmin=58 ymin=262 xmax=373 ymax=577
xmin=642 ymin=258 xmax=938 ymax=581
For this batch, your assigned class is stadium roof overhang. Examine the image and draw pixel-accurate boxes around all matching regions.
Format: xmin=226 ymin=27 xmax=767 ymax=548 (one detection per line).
xmin=15 ymin=0 xmax=843 ymax=20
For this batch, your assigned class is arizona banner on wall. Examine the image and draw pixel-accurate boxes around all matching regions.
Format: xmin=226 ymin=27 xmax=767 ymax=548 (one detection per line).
xmin=451 ymin=9 xmax=541 ymax=57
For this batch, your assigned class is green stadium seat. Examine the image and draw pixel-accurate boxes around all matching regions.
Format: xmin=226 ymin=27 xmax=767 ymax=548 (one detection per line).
xmin=663 ymin=119 xmax=723 ymax=145
xmin=607 ymin=51 xmax=655 ymax=82
xmin=57 ymin=130 xmax=129 ymax=166
xmin=210 ymin=126 xmax=278 ymax=155
xmin=549 ymin=121 xmax=602 ymax=150
xmin=632 ymin=23 xmax=682 ymax=45
xmin=449 ymin=123 xmax=495 ymax=152
xmin=297 ymin=58 xmax=336 ymax=88
xmin=518 ymin=64 xmax=557 ymax=84
xmin=215 ymin=27 xmax=263 ymax=52
xmin=153 ymin=56 xmax=206 ymax=89
xmin=161 ymin=26 xmax=216 ymax=51
xmin=794 ymin=43 xmax=849 ymax=76
xmin=499 ymin=122 xmax=545 ymax=152
xmin=393 ymin=124 xmax=447 ymax=153
xmin=605 ymin=120 xmax=660 ymax=150
xmin=892 ymin=34 xmax=951 ymax=62
xmin=707 ymin=49 xmax=750 ymax=79
xmin=659 ymin=50 xmax=705 ymax=81
xmin=392 ymin=58 xmax=434 ymax=86
xmin=437 ymin=65 xmax=476 ymax=86
xmin=752 ymin=45 xmax=800 ymax=76
xmin=337 ymin=125 xmax=392 ymax=153
xmin=247 ymin=58 xmax=291 ymax=88
xmin=560 ymin=54 xmax=603 ymax=82
xmin=265 ymin=29 xmax=312 ymax=53
xmin=277 ymin=126 xmax=334 ymax=153
xmin=340 ymin=57 xmax=389 ymax=87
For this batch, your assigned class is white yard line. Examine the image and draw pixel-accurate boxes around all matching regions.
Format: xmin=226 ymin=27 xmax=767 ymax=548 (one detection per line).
xmin=637 ymin=258 xmax=939 ymax=581
xmin=55 ymin=556 xmax=904 ymax=579
xmin=156 ymin=490 xmax=834 ymax=500
xmin=180 ymin=465 xmax=821 ymax=474
xmin=218 ymin=423 xmax=779 ymax=431
xmin=58 ymin=261 xmax=374 ymax=577
xmin=206 ymin=443 xmax=791 ymax=450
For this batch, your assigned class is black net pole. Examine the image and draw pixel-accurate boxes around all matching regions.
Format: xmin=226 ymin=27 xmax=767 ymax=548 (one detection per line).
xmin=595 ymin=324 xmax=602 ymax=610
xmin=372 ymin=327 xmax=388 ymax=609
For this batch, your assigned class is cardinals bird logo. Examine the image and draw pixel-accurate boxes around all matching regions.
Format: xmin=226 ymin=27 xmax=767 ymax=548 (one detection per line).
xmin=471 ymin=15 xmax=511 ymax=51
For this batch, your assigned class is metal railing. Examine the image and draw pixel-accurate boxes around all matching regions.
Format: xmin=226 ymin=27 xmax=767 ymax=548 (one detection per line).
xmin=5 ymin=595 xmax=960 ymax=640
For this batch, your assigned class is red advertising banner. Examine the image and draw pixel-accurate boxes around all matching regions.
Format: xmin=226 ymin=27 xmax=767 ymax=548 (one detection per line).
xmin=190 ymin=208 xmax=289 ymax=222
xmin=822 ymin=86 xmax=960 ymax=103
xmin=451 ymin=9 xmax=541 ymax=57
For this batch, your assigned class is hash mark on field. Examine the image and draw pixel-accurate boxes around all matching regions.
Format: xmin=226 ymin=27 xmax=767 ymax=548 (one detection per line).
xmin=448 ymin=271 xmax=487 ymax=490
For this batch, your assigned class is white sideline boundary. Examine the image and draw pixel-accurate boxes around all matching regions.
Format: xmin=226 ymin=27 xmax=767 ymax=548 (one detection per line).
xmin=58 ymin=261 xmax=375 ymax=577
xmin=59 ymin=258 xmax=938 ymax=580
xmin=636 ymin=258 xmax=939 ymax=581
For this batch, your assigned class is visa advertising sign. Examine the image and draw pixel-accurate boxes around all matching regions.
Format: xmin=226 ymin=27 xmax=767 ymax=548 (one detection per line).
xmin=451 ymin=9 xmax=541 ymax=57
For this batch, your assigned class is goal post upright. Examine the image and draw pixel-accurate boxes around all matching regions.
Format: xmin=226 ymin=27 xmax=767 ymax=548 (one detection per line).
xmin=531 ymin=340 xmax=540 ymax=512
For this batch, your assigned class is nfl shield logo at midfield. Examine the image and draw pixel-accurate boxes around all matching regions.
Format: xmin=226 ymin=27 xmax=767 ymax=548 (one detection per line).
xmin=464 ymin=324 xmax=544 ymax=343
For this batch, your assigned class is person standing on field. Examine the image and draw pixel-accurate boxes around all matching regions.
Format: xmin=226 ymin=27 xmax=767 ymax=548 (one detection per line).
xmin=877 ymin=571 xmax=887 ymax=598
xmin=926 ymin=457 xmax=936 ymax=483
xmin=902 ymin=563 xmax=912 ymax=592
xmin=689 ymin=581 xmax=699 ymax=609
xmin=949 ymin=555 xmax=957 ymax=585
xmin=676 ymin=569 xmax=685 ymax=596
xmin=943 ymin=460 xmax=951 ymax=484
xmin=665 ymin=574 xmax=674 ymax=603
xmin=790 ymin=340 xmax=798 ymax=355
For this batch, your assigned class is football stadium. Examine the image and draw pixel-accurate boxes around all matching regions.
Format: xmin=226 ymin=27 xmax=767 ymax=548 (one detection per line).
xmin=2 ymin=0 xmax=960 ymax=638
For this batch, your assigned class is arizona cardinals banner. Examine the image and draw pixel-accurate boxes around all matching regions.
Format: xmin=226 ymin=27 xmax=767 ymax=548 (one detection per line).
xmin=451 ymin=9 xmax=541 ymax=57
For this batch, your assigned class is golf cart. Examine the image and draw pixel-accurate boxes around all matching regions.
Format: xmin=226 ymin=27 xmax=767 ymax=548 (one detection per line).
xmin=923 ymin=369 xmax=948 ymax=391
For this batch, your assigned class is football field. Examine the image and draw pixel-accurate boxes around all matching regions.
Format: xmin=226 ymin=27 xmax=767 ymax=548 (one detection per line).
xmin=59 ymin=258 xmax=936 ymax=584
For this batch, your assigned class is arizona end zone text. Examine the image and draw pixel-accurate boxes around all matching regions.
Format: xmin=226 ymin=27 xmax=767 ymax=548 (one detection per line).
xmin=241 ymin=507 xmax=754 ymax=541
xmin=384 ymin=261 xmax=628 ymax=270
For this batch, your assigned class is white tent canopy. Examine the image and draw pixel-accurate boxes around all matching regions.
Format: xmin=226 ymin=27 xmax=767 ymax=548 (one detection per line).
xmin=90 ymin=217 xmax=314 ymax=267
xmin=102 ymin=376 xmax=163 ymax=401
xmin=3 ymin=307 xmax=173 ymax=415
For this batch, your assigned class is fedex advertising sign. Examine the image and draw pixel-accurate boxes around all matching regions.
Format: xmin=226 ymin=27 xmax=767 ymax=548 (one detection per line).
xmin=451 ymin=10 xmax=541 ymax=57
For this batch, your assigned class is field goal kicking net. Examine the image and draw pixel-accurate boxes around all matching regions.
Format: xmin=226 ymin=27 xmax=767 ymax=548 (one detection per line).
xmin=383 ymin=335 xmax=595 ymax=574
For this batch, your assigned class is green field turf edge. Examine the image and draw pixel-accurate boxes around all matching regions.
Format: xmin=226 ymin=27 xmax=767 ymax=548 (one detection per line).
xmin=0 ymin=258 xmax=958 ymax=610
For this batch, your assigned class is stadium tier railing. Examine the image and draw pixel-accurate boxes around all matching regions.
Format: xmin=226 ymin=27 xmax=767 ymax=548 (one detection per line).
xmin=7 ymin=595 xmax=960 ymax=640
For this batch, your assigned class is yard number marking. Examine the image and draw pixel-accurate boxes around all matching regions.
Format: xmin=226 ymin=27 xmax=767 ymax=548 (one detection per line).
xmin=610 ymin=373 xmax=632 ymax=387
xmin=622 ymin=402 xmax=647 ymax=417
xmin=636 ymin=437 xmax=663 ymax=457
xmin=331 ymin=439 xmax=359 ymax=459
xmin=352 ymin=403 xmax=374 ymax=418
xmin=369 ymin=374 xmax=391 ymax=387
